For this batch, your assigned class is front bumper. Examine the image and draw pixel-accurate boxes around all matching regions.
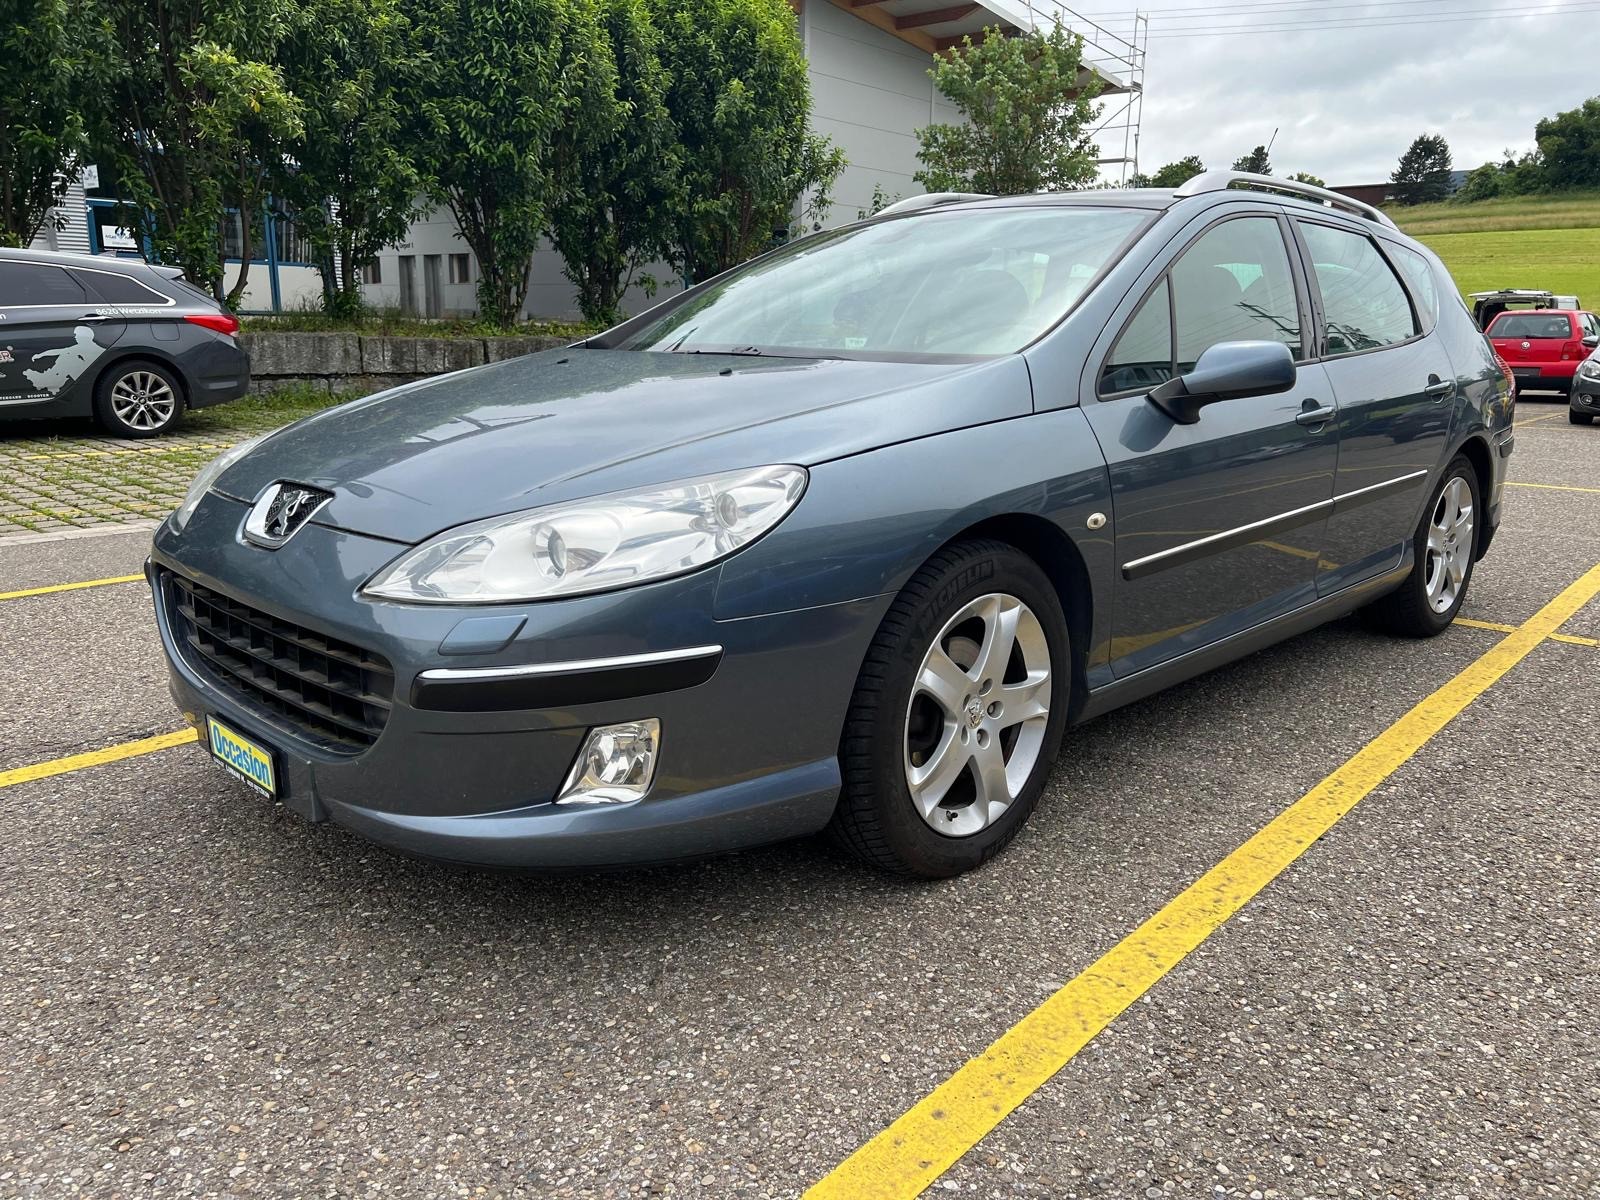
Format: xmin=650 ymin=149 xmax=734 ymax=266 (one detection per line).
xmin=150 ymin=493 xmax=889 ymax=868
xmin=1571 ymin=375 xmax=1600 ymax=412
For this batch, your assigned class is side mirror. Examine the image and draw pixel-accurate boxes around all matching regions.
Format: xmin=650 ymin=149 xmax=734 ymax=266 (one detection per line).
xmin=1583 ymin=334 xmax=1598 ymax=348
xmin=1147 ymin=340 xmax=1297 ymax=424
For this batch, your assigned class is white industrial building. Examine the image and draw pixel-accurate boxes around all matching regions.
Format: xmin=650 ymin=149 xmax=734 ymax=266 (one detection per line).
xmin=29 ymin=1 xmax=1139 ymax=322
xmin=360 ymin=0 xmax=1142 ymax=322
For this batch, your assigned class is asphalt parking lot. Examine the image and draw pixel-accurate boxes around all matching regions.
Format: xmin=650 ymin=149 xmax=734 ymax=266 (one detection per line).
xmin=1 ymin=403 xmax=1596 ymax=1199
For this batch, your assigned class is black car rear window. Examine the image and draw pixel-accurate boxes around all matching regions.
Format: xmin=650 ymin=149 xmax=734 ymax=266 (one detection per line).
xmin=76 ymin=269 xmax=170 ymax=305
xmin=0 ymin=261 xmax=88 ymax=307
xmin=1490 ymin=313 xmax=1574 ymax=339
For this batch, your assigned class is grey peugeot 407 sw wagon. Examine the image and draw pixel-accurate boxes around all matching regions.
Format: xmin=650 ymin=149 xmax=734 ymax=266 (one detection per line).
xmin=0 ymin=247 xmax=249 ymax=436
xmin=149 ymin=172 xmax=1514 ymax=878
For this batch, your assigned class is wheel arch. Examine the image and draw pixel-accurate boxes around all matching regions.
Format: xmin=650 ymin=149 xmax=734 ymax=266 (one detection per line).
xmin=927 ymin=512 xmax=1095 ymax=717
xmin=1454 ymin=432 xmax=1493 ymax=559
xmin=88 ymin=347 xmax=191 ymax=410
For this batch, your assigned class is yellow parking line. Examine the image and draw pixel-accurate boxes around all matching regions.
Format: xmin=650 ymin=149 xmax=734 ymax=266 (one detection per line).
xmin=1456 ymin=616 xmax=1600 ymax=647
xmin=806 ymin=561 xmax=1600 ymax=1200
xmin=1506 ymin=480 xmax=1600 ymax=495
xmin=0 ymin=574 xmax=145 ymax=601
xmin=1512 ymin=412 xmax=1561 ymax=429
xmin=0 ymin=729 xmax=198 ymax=791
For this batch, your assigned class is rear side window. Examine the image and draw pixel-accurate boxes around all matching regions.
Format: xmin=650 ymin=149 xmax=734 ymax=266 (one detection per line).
xmin=0 ymin=261 xmax=88 ymax=306
xmin=1489 ymin=313 xmax=1576 ymax=339
xmin=1300 ymin=224 xmax=1418 ymax=354
xmin=77 ymin=269 xmax=170 ymax=305
xmin=1389 ymin=243 xmax=1438 ymax=328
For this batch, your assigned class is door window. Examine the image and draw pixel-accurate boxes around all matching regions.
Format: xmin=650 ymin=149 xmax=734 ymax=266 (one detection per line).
xmin=1100 ymin=278 xmax=1173 ymax=394
xmin=1300 ymin=224 xmax=1419 ymax=355
xmin=1171 ymin=217 xmax=1302 ymax=372
xmin=1389 ymin=243 xmax=1438 ymax=329
xmin=1099 ymin=217 xmax=1301 ymax=395
xmin=0 ymin=261 xmax=88 ymax=307
xmin=76 ymin=269 xmax=169 ymax=305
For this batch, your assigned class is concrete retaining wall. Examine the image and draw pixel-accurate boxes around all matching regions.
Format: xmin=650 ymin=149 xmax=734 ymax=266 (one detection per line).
xmin=239 ymin=331 xmax=572 ymax=394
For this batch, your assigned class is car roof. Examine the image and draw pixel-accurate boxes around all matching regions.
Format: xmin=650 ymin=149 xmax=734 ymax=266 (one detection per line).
xmin=0 ymin=246 xmax=157 ymax=270
xmin=887 ymin=172 xmax=1404 ymax=238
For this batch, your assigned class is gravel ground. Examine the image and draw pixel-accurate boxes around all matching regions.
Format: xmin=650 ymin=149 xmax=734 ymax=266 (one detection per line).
xmin=0 ymin=404 xmax=1595 ymax=1198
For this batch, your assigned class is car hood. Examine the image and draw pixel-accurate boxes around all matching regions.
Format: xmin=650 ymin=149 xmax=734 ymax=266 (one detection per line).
xmin=214 ymin=348 xmax=1031 ymax=544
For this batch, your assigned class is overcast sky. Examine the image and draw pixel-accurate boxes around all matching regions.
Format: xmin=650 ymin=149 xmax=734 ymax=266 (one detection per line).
xmin=1069 ymin=0 xmax=1600 ymax=185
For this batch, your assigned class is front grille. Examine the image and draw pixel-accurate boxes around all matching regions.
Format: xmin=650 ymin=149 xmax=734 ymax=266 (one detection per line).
xmin=165 ymin=572 xmax=393 ymax=753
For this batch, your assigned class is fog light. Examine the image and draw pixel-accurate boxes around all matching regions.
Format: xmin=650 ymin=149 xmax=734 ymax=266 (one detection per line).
xmin=555 ymin=719 xmax=661 ymax=805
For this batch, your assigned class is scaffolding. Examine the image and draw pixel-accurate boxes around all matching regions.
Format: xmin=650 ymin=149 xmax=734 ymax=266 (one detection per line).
xmin=1015 ymin=2 xmax=1148 ymax=185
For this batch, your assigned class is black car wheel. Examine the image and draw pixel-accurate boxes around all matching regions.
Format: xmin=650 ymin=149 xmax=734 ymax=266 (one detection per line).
xmin=830 ymin=539 xmax=1071 ymax=878
xmin=94 ymin=359 xmax=184 ymax=437
xmin=1360 ymin=455 xmax=1480 ymax=638
xmin=1570 ymin=409 xmax=1594 ymax=425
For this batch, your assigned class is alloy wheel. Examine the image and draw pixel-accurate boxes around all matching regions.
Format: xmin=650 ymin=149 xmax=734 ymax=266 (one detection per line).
xmin=903 ymin=592 xmax=1052 ymax=838
xmin=1424 ymin=475 xmax=1474 ymax=613
xmin=109 ymin=370 xmax=177 ymax=432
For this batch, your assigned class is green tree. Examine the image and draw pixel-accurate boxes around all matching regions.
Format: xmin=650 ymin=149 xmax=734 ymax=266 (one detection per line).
xmin=85 ymin=0 xmax=303 ymax=301
xmin=1535 ymin=96 xmax=1600 ymax=191
xmin=915 ymin=25 xmax=1101 ymax=197
xmin=548 ymin=0 xmax=680 ymax=323
xmin=1232 ymin=145 xmax=1272 ymax=174
xmin=401 ymin=0 xmax=578 ymax=326
xmin=650 ymin=0 xmax=843 ymax=281
xmin=0 ymin=0 xmax=98 ymax=247
xmin=272 ymin=0 xmax=421 ymax=316
xmin=1288 ymin=170 xmax=1326 ymax=187
xmin=1147 ymin=155 xmax=1206 ymax=189
xmin=1454 ymin=161 xmax=1504 ymax=203
xmin=1390 ymin=133 xmax=1452 ymax=205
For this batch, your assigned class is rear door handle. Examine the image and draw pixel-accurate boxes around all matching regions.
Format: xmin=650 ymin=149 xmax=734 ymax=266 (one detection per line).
xmin=1424 ymin=377 xmax=1455 ymax=399
xmin=1296 ymin=404 xmax=1336 ymax=427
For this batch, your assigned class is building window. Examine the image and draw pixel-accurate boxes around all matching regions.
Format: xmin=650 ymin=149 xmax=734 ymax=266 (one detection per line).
xmin=448 ymin=253 xmax=471 ymax=285
xmin=361 ymin=259 xmax=382 ymax=285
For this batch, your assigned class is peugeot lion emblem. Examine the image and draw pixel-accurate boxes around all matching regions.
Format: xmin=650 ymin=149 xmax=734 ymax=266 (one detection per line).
xmin=244 ymin=482 xmax=332 ymax=548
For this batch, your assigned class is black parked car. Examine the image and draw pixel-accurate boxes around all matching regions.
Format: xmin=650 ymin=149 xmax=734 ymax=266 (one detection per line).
xmin=0 ymin=248 xmax=249 ymax=437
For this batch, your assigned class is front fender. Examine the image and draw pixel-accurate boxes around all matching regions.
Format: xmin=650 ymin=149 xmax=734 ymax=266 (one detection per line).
xmin=713 ymin=406 xmax=1115 ymax=650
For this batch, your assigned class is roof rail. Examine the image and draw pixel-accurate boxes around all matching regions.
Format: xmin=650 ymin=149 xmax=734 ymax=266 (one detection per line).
xmin=1172 ymin=171 xmax=1398 ymax=229
xmin=874 ymin=192 xmax=993 ymax=218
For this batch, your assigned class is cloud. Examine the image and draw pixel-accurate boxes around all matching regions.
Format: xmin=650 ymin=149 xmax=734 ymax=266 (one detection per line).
xmin=1089 ymin=1 xmax=1600 ymax=183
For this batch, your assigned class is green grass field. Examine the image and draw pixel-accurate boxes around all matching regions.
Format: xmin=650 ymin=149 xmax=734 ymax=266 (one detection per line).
xmin=1389 ymin=192 xmax=1600 ymax=306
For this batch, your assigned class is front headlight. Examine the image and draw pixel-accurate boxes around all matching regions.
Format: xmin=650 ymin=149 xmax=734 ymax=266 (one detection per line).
xmin=362 ymin=464 xmax=808 ymax=603
xmin=168 ymin=435 xmax=267 ymax=534
xmin=1578 ymin=358 xmax=1600 ymax=380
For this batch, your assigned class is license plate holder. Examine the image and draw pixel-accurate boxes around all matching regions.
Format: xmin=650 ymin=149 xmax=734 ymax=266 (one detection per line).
xmin=206 ymin=716 xmax=278 ymax=799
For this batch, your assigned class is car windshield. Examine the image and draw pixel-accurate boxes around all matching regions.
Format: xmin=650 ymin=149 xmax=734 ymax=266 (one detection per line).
xmin=1490 ymin=313 xmax=1572 ymax=339
xmin=617 ymin=206 xmax=1149 ymax=358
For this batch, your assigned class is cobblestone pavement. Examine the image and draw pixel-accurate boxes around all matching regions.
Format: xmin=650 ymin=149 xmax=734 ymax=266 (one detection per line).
xmin=0 ymin=390 xmax=349 ymax=538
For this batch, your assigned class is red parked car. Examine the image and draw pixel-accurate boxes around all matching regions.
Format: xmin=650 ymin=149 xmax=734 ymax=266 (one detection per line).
xmin=1486 ymin=308 xmax=1600 ymax=395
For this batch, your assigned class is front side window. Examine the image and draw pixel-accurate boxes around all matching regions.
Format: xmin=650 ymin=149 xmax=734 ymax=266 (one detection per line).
xmin=617 ymin=206 xmax=1149 ymax=358
xmin=1300 ymin=223 xmax=1418 ymax=354
xmin=0 ymin=261 xmax=87 ymax=306
xmin=1100 ymin=278 xmax=1173 ymax=393
xmin=1171 ymin=217 xmax=1302 ymax=371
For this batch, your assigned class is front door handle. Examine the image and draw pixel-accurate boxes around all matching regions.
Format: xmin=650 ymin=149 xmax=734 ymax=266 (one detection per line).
xmin=1295 ymin=403 xmax=1336 ymax=427
xmin=1423 ymin=376 xmax=1455 ymax=399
